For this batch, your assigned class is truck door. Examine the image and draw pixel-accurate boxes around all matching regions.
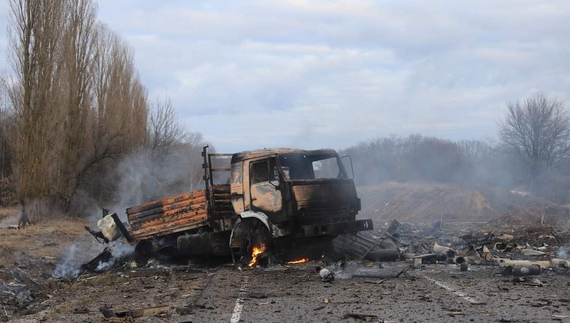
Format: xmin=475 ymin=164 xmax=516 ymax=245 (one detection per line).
xmin=249 ymin=158 xmax=285 ymax=221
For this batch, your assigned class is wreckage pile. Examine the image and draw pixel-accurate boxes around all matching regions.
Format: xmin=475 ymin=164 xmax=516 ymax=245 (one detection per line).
xmin=365 ymin=219 xmax=570 ymax=275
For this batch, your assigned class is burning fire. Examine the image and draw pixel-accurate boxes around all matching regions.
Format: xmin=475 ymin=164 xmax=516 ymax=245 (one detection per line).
xmin=287 ymin=258 xmax=309 ymax=264
xmin=248 ymin=244 xmax=266 ymax=267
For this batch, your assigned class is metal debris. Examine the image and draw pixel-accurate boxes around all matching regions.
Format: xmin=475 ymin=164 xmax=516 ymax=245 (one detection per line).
xmin=99 ymin=305 xmax=170 ymax=318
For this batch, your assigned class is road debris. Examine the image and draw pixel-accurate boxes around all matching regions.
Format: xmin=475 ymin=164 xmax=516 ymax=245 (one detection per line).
xmin=317 ymin=267 xmax=335 ymax=282
xmin=501 ymin=265 xmax=541 ymax=276
xmin=343 ymin=313 xmax=379 ymax=321
xmin=513 ymin=277 xmax=544 ymax=287
xmin=447 ymin=311 xmax=465 ymax=317
xmin=99 ymin=305 xmax=170 ymax=318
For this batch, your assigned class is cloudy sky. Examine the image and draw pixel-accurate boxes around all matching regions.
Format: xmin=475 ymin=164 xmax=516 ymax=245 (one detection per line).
xmin=1 ymin=1 xmax=570 ymax=152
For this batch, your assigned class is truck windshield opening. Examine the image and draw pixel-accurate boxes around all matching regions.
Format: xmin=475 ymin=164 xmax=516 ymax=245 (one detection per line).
xmin=279 ymin=154 xmax=347 ymax=180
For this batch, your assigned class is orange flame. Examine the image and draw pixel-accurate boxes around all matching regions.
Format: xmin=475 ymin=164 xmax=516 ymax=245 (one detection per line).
xmin=248 ymin=244 xmax=266 ymax=267
xmin=287 ymin=258 xmax=309 ymax=264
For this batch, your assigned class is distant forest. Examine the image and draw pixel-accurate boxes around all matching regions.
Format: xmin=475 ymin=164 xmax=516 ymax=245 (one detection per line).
xmin=342 ymin=121 xmax=570 ymax=204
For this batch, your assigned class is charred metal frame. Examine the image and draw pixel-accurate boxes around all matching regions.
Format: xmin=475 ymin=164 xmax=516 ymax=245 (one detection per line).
xmin=112 ymin=146 xmax=373 ymax=261
xmin=111 ymin=213 xmax=133 ymax=242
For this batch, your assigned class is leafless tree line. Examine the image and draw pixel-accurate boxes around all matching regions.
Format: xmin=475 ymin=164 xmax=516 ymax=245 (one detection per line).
xmin=342 ymin=94 xmax=570 ymax=204
xmin=498 ymin=93 xmax=570 ymax=201
xmin=0 ymin=0 xmax=207 ymax=220
xmin=341 ymin=135 xmax=516 ymax=188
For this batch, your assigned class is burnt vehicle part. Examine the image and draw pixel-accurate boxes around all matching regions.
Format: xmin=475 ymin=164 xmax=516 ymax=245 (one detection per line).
xmin=85 ymin=213 xmax=126 ymax=244
xmin=228 ymin=148 xmax=372 ymax=262
xmin=98 ymin=146 xmax=373 ymax=265
xmin=333 ymin=231 xmax=399 ymax=261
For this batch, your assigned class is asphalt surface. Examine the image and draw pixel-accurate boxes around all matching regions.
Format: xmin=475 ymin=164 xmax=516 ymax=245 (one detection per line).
xmin=6 ymin=260 xmax=570 ymax=323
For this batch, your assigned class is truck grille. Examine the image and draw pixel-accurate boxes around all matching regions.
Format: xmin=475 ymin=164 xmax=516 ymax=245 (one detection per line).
xmin=305 ymin=201 xmax=348 ymax=218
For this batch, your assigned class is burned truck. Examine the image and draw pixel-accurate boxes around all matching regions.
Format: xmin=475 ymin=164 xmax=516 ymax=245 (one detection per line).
xmin=106 ymin=147 xmax=373 ymax=265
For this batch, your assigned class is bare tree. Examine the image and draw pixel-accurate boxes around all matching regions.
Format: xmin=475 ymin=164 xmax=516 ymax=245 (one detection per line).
xmin=147 ymin=96 xmax=188 ymax=157
xmin=0 ymin=80 xmax=13 ymax=179
xmin=7 ymin=0 xmax=68 ymax=220
xmin=7 ymin=0 xmax=150 ymax=218
xmin=499 ymin=93 xmax=570 ymax=175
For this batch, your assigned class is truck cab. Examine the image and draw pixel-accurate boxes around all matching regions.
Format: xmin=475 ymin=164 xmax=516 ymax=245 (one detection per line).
xmin=225 ymin=148 xmax=372 ymax=260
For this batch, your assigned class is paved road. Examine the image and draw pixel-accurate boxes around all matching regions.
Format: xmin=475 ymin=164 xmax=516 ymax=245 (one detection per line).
xmin=11 ymin=261 xmax=570 ymax=322
xmin=185 ymin=262 xmax=570 ymax=323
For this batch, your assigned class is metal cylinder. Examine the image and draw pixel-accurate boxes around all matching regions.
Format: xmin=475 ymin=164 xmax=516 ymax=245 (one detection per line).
xmin=503 ymin=265 xmax=541 ymax=276
xmin=454 ymin=256 xmax=465 ymax=264
xmin=177 ymin=232 xmax=213 ymax=255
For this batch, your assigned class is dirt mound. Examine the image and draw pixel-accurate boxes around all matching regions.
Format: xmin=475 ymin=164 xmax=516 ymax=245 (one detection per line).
xmin=357 ymin=182 xmax=570 ymax=225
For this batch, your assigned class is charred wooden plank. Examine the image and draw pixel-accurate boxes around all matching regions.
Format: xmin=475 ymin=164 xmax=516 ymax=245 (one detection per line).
xmin=126 ymin=191 xmax=206 ymax=214
xmin=127 ymin=190 xmax=210 ymax=241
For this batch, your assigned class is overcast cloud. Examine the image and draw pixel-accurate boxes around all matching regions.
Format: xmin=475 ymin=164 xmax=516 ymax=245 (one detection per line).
xmin=1 ymin=0 xmax=570 ymax=151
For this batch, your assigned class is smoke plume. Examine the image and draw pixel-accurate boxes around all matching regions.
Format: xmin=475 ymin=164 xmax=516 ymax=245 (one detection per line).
xmin=95 ymin=242 xmax=135 ymax=271
xmin=52 ymin=245 xmax=82 ymax=279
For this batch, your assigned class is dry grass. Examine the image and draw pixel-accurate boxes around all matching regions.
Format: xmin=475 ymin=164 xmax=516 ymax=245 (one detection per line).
xmin=0 ymin=211 xmax=89 ymax=266
xmin=0 ymin=205 xmax=20 ymax=220
xmin=357 ymin=182 xmax=568 ymax=224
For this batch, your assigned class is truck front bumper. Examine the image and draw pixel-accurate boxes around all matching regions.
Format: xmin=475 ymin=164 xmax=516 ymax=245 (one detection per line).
xmin=303 ymin=219 xmax=373 ymax=237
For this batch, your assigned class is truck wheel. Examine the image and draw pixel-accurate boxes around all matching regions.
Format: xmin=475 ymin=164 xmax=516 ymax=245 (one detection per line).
xmin=134 ymin=239 xmax=154 ymax=266
xmin=239 ymin=220 xmax=272 ymax=267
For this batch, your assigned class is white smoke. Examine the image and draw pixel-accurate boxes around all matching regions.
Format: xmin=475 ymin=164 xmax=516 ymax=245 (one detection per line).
xmin=52 ymin=245 xmax=82 ymax=279
xmin=52 ymin=141 xmax=205 ymax=279
xmin=52 ymin=224 xmax=107 ymax=279
xmin=557 ymin=248 xmax=568 ymax=259
xmin=95 ymin=242 xmax=135 ymax=272
xmin=108 ymin=146 xmax=204 ymax=222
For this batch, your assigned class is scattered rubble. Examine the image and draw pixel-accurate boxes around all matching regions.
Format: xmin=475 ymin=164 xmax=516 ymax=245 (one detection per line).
xmin=3 ymin=210 xmax=570 ymax=322
xmin=99 ymin=304 xmax=170 ymax=319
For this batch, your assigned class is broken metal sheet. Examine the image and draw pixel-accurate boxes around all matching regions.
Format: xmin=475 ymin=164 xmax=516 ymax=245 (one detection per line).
xmin=81 ymin=247 xmax=113 ymax=272
xmin=386 ymin=219 xmax=400 ymax=235
xmin=333 ymin=232 xmax=397 ymax=261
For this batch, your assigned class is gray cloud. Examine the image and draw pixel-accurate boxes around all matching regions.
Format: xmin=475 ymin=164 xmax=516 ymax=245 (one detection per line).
xmin=2 ymin=0 xmax=570 ymax=152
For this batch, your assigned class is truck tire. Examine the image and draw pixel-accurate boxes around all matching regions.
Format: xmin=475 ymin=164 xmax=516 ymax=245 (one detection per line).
xmin=134 ymin=239 xmax=154 ymax=266
xmin=238 ymin=219 xmax=272 ymax=267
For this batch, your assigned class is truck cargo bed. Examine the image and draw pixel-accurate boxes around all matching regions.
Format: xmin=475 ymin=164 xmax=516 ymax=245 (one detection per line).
xmin=127 ymin=190 xmax=209 ymax=241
